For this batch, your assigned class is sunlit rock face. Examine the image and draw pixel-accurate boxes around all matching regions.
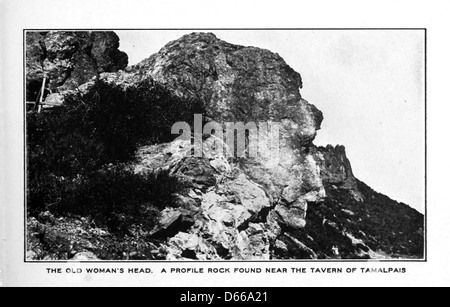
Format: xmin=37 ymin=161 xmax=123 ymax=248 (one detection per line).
xmin=127 ymin=32 xmax=329 ymax=259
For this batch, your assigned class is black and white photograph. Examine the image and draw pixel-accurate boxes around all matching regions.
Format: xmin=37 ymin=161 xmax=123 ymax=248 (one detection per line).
xmin=2 ymin=0 xmax=450 ymax=288
xmin=24 ymin=29 xmax=425 ymax=261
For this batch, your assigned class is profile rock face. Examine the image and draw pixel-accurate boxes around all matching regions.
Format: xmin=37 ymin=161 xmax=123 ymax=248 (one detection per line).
xmin=100 ymin=33 xmax=322 ymax=144
xmin=101 ymin=32 xmax=366 ymax=260
xmin=27 ymin=32 xmax=424 ymax=260
xmin=127 ymin=33 xmax=334 ymax=259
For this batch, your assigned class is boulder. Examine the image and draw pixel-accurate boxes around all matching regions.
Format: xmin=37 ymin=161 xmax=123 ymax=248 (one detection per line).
xmin=150 ymin=202 xmax=200 ymax=238
xmin=71 ymin=251 xmax=100 ymax=261
xmin=172 ymin=157 xmax=217 ymax=190
xmin=26 ymin=250 xmax=38 ymax=261
xmin=223 ymin=173 xmax=271 ymax=214
xmin=90 ymin=31 xmax=128 ymax=73
xmin=152 ymin=163 xmax=276 ymax=260
xmin=233 ymin=223 xmax=271 ymax=260
xmin=41 ymin=93 xmax=65 ymax=108
xmin=166 ymin=232 xmax=219 ymax=260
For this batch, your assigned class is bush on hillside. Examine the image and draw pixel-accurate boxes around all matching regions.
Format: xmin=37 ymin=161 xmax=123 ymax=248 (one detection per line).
xmin=26 ymin=78 xmax=202 ymax=231
xmin=52 ymin=167 xmax=185 ymax=234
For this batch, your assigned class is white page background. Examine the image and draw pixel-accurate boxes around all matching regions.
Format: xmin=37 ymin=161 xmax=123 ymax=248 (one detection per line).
xmin=1 ymin=0 xmax=449 ymax=287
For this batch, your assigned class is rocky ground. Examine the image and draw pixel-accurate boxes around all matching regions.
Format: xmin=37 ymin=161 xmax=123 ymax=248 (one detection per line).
xmin=26 ymin=31 xmax=424 ymax=260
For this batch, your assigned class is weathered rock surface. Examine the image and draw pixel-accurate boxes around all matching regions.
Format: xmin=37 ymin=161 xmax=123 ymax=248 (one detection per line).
xmin=71 ymin=251 xmax=100 ymax=261
xmin=103 ymin=32 xmax=323 ymax=145
xmin=26 ymin=31 xmax=424 ymax=260
xmin=314 ymin=145 xmax=364 ymax=202
xmin=134 ymin=137 xmax=276 ymax=260
xmin=127 ymin=34 xmax=326 ymax=253
xmin=129 ymin=35 xmax=322 ymax=147
xmin=26 ymin=31 xmax=128 ymax=102
xmin=107 ymin=32 xmax=423 ymax=260
xmin=315 ymin=145 xmax=358 ymax=189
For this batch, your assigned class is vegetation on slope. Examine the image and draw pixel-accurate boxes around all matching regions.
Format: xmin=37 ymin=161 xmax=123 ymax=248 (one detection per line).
xmin=276 ymin=181 xmax=424 ymax=259
xmin=26 ymin=79 xmax=203 ymax=259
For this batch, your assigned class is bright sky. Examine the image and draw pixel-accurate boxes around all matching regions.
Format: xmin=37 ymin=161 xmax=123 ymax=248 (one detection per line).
xmin=116 ymin=30 xmax=425 ymax=213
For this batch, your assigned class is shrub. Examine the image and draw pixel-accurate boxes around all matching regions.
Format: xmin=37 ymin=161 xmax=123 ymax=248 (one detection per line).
xmin=26 ymin=78 xmax=202 ymax=227
xmin=65 ymin=78 xmax=204 ymax=162
xmin=52 ymin=167 xmax=185 ymax=234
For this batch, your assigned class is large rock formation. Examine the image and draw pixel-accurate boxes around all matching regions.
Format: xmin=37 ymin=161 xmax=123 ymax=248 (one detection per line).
xmin=134 ymin=33 xmax=323 ymax=141
xmin=127 ymin=33 xmax=422 ymax=260
xmin=104 ymin=33 xmax=322 ymax=144
xmin=26 ymin=31 xmax=128 ymax=104
xmin=115 ymin=32 xmax=328 ymax=259
xmin=26 ymin=31 xmax=424 ymax=260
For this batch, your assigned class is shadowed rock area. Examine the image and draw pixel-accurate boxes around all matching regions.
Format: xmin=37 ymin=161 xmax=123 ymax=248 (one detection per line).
xmin=26 ymin=32 xmax=424 ymax=260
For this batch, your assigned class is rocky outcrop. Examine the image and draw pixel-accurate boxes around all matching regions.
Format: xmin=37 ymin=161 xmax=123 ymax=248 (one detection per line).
xmin=104 ymin=32 xmax=323 ymax=146
xmin=134 ymin=138 xmax=278 ymax=260
xmin=26 ymin=31 xmax=424 ymax=260
xmin=119 ymin=33 xmax=330 ymax=259
xmin=314 ymin=145 xmax=364 ymax=202
xmin=315 ymin=145 xmax=358 ymax=188
xmin=26 ymin=31 xmax=128 ymax=103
